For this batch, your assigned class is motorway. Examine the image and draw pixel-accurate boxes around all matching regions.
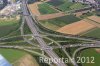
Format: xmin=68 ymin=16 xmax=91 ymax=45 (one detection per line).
xmin=21 ymin=0 xmax=67 ymax=66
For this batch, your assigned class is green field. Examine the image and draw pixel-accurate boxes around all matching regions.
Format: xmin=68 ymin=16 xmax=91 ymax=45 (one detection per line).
xmin=38 ymin=3 xmax=58 ymax=14
xmin=40 ymin=15 xmax=81 ymax=30
xmin=46 ymin=0 xmax=65 ymax=6
xmin=58 ymin=2 xmax=87 ymax=11
xmin=83 ymin=28 xmax=100 ymax=38
xmin=0 ymin=19 xmax=20 ymax=37
xmin=46 ymin=0 xmax=87 ymax=12
xmin=57 ymin=2 xmax=73 ymax=11
xmin=40 ymin=21 xmax=60 ymax=30
xmin=80 ymin=48 xmax=100 ymax=66
xmin=70 ymin=3 xmax=87 ymax=10
xmin=0 ymin=49 xmax=27 ymax=63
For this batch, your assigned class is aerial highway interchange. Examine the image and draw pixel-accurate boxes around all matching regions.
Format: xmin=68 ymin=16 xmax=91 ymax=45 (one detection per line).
xmin=0 ymin=0 xmax=100 ymax=66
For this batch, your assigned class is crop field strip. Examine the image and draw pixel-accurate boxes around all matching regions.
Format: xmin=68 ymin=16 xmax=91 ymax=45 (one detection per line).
xmin=38 ymin=3 xmax=58 ymax=14
xmin=82 ymin=28 xmax=100 ymax=38
xmin=28 ymin=2 xmax=41 ymax=15
xmin=13 ymin=54 xmax=39 ymax=66
xmin=40 ymin=15 xmax=81 ymax=30
xmin=37 ymin=12 xmax=66 ymax=20
xmin=46 ymin=0 xmax=65 ymax=6
xmin=87 ymin=16 xmax=100 ymax=24
xmin=80 ymin=16 xmax=100 ymax=38
xmin=46 ymin=0 xmax=88 ymax=12
xmin=57 ymin=20 xmax=96 ymax=35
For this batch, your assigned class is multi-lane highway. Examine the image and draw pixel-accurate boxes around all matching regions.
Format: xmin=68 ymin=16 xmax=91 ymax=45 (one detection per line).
xmin=21 ymin=0 xmax=67 ymax=66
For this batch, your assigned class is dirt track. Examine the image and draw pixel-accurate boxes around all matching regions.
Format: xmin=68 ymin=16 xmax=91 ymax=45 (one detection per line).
xmin=57 ymin=20 xmax=96 ymax=35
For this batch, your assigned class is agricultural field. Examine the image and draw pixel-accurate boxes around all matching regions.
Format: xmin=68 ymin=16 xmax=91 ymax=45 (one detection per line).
xmin=28 ymin=2 xmax=41 ymax=16
xmin=88 ymin=16 xmax=100 ymax=24
xmin=46 ymin=0 xmax=65 ymax=6
xmin=40 ymin=15 xmax=81 ymax=30
xmin=13 ymin=54 xmax=39 ymax=66
xmin=80 ymin=48 xmax=100 ymax=66
xmin=0 ymin=49 xmax=39 ymax=66
xmin=57 ymin=2 xmax=73 ymax=11
xmin=82 ymin=28 xmax=100 ymax=38
xmin=38 ymin=3 xmax=58 ymax=14
xmin=0 ymin=19 xmax=20 ymax=37
xmin=57 ymin=20 xmax=95 ymax=35
xmin=46 ymin=0 xmax=88 ymax=12
xmin=70 ymin=3 xmax=87 ymax=10
xmin=58 ymin=2 xmax=87 ymax=11
xmin=0 ymin=48 xmax=27 ymax=63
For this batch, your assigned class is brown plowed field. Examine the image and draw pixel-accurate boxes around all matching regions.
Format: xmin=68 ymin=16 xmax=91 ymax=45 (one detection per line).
xmin=88 ymin=16 xmax=100 ymax=23
xmin=18 ymin=55 xmax=39 ymax=66
xmin=57 ymin=20 xmax=96 ymax=35
xmin=84 ymin=19 xmax=100 ymax=28
xmin=38 ymin=12 xmax=66 ymax=20
xmin=28 ymin=2 xmax=41 ymax=16
xmin=28 ymin=1 xmax=66 ymax=20
xmin=95 ymin=49 xmax=100 ymax=53
xmin=28 ymin=0 xmax=51 ymax=16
